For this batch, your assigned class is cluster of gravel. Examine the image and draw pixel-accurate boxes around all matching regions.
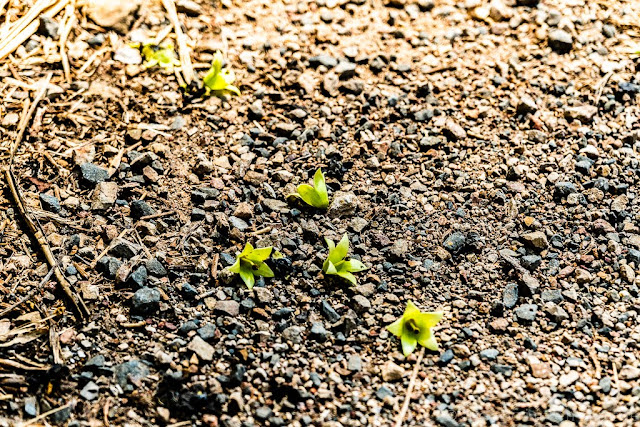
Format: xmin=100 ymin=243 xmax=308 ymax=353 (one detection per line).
xmin=0 ymin=0 xmax=639 ymax=425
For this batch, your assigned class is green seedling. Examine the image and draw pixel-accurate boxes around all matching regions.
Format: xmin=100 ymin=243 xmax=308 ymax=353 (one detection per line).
xmin=322 ymin=234 xmax=366 ymax=285
xmin=203 ymin=50 xmax=240 ymax=96
xmin=387 ymin=301 xmax=443 ymax=357
xmin=140 ymin=43 xmax=180 ymax=70
xmin=228 ymin=243 xmax=273 ymax=289
xmin=289 ymin=168 xmax=329 ymax=209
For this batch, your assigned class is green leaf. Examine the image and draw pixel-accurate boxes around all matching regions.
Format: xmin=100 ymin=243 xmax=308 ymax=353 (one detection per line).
xmin=203 ymin=51 xmax=241 ymax=97
xmin=325 ymin=238 xmax=335 ymax=253
xmin=254 ymin=262 xmax=274 ymax=278
xmin=329 ymin=234 xmax=349 ymax=265
xmin=324 ymin=260 xmax=338 ymax=275
xmin=228 ymin=258 xmax=241 ymax=274
xmin=239 ymin=267 xmax=255 ymax=290
xmin=335 ymin=270 xmax=357 ymax=285
xmin=141 ymin=43 xmax=180 ymax=70
xmin=239 ymin=242 xmax=254 ymax=257
xmin=296 ymin=184 xmax=325 ymax=208
xmin=401 ymin=334 xmax=418 ymax=357
xmin=343 ymin=259 xmax=366 ymax=272
xmin=246 ymin=246 xmax=272 ymax=262
xmin=386 ymin=318 xmax=404 ymax=337
xmin=312 ymin=169 xmax=329 ymax=208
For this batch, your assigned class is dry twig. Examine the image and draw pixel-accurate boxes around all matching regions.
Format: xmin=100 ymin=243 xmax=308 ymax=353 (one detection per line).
xmin=5 ymin=73 xmax=89 ymax=321
xmin=394 ymin=347 xmax=425 ymax=427
xmin=162 ymin=0 xmax=195 ymax=84
xmin=0 ymin=0 xmax=69 ymax=61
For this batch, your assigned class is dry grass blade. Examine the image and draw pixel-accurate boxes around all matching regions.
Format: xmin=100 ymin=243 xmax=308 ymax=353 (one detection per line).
xmin=162 ymin=0 xmax=195 ymax=85
xmin=59 ymin=1 xmax=77 ymax=83
xmin=0 ymin=358 xmax=50 ymax=371
xmin=18 ymin=402 xmax=72 ymax=427
xmin=394 ymin=347 xmax=425 ymax=427
xmin=0 ymin=267 xmax=54 ymax=317
xmin=0 ymin=0 xmax=69 ymax=61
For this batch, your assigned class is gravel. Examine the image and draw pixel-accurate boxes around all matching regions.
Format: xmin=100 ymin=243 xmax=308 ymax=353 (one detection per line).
xmin=3 ymin=0 xmax=640 ymax=425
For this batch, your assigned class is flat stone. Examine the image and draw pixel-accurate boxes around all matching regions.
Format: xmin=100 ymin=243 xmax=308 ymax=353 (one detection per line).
xmin=515 ymin=304 xmax=538 ymax=323
xmin=502 ymin=283 xmax=518 ymax=309
xmin=80 ymin=162 xmax=108 ymax=185
xmin=619 ymin=365 xmax=640 ymax=380
xmin=86 ymin=0 xmax=141 ymax=33
xmin=443 ymin=232 xmax=466 ymax=253
xmin=79 ymin=381 xmax=100 ymax=400
xmin=92 ymin=182 xmax=118 ymax=210
xmin=328 ymin=191 xmax=359 ymax=218
xmin=282 ymin=326 xmax=304 ymax=344
xmin=564 ymin=105 xmax=597 ymax=123
xmin=521 ymin=231 xmax=548 ymax=250
xmin=187 ymin=336 xmax=214 ymax=361
xmin=114 ymin=359 xmax=149 ymax=389
xmin=559 ymin=371 xmax=579 ymax=388
xmin=381 ymin=361 xmax=405 ymax=381
xmin=347 ymin=355 xmax=362 ymax=372
xmin=109 ymin=238 xmax=141 ymax=259
xmin=39 ymin=193 xmax=61 ymax=213
xmin=214 ymin=300 xmax=240 ymax=316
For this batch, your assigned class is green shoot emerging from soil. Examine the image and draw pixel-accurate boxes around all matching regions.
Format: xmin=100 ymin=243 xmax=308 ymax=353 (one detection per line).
xmin=289 ymin=168 xmax=329 ymax=208
xmin=387 ymin=301 xmax=443 ymax=357
xmin=228 ymin=243 xmax=274 ymax=290
xmin=322 ymin=234 xmax=366 ymax=285
xmin=141 ymin=43 xmax=180 ymax=70
xmin=203 ymin=51 xmax=241 ymax=97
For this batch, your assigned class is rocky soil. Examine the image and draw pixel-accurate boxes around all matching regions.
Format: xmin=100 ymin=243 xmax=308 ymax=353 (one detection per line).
xmin=1 ymin=0 xmax=640 ymax=425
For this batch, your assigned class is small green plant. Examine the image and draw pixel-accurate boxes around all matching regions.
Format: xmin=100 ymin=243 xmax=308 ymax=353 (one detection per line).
xmin=203 ymin=50 xmax=240 ymax=96
xmin=140 ymin=43 xmax=180 ymax=70
xmin=387 ymin=301 xmax=443 ymax=357
xmin=289 ymin=168 xmax=329 ymax=209
xmin=228 ymin=243 xmax=273 ymax=289
xmin=322 ymin=234 xmax=366 ymax=285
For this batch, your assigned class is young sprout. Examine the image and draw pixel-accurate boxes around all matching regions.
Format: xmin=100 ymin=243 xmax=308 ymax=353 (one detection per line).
xmin=387 ymin=301 xmax=443 ymax=357
xmin=203 ymin=51 xmax=240 ymax=97
xmin=141 ymin=43 xmax=180 ymax=70
xmin=322 ymin=234 xmax=366 ymax=285
xmin=228 ymin=243 xmax=274 ymax=289
xmin=289 ymin=168 xmax=329 ymax=209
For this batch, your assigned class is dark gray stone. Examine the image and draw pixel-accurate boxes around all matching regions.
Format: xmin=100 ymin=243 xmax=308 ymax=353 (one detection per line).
xmin=146 ymin=258 xmax=167 ymax=277
xmin=310 ymin=322 xmax=328 ymax=342
xmin=38 ymin=16 xmax=59 ymax=38
xmin=502 ymin=283 xmax=518 ymax=309
xmin=39 ymin=193 xmax=61 ymax=213
xmin=96 ymin=256 xmax=122 ymax=279
xmin=515 ymin=304 xmax=538 ymax=323
xmin=130 ymin=200 xmax=155 ymax=219
xmin=320 ymin=300 xmax=340 ymax=323
xmin=80 ymin=163 xmax=109 ymax=185
xmin=131 ymin=287 xmax=161 ymax=314
xmin=443 ymin=232 xmax=466 ymax=253
xmin=114 ymin=359 xmax=150 ymax=389
xmin=128 ymin=266 xmax=147 ymax=288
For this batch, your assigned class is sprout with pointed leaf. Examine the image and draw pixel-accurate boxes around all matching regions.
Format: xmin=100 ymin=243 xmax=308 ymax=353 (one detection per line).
xmin=322 ymin=234 xmax=366 ymax=285
xmin=140 ymin=43 xmax=180 ymax=70
xmin=288 ymin=168 xmax=329 ymax=209
xmin=387 ymin=301 xmax=443 ymax=357
xmin=228 ymin=243 xmax=273 ymax=289
xmin=203 ymin=51 xmax=240 ymax=97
